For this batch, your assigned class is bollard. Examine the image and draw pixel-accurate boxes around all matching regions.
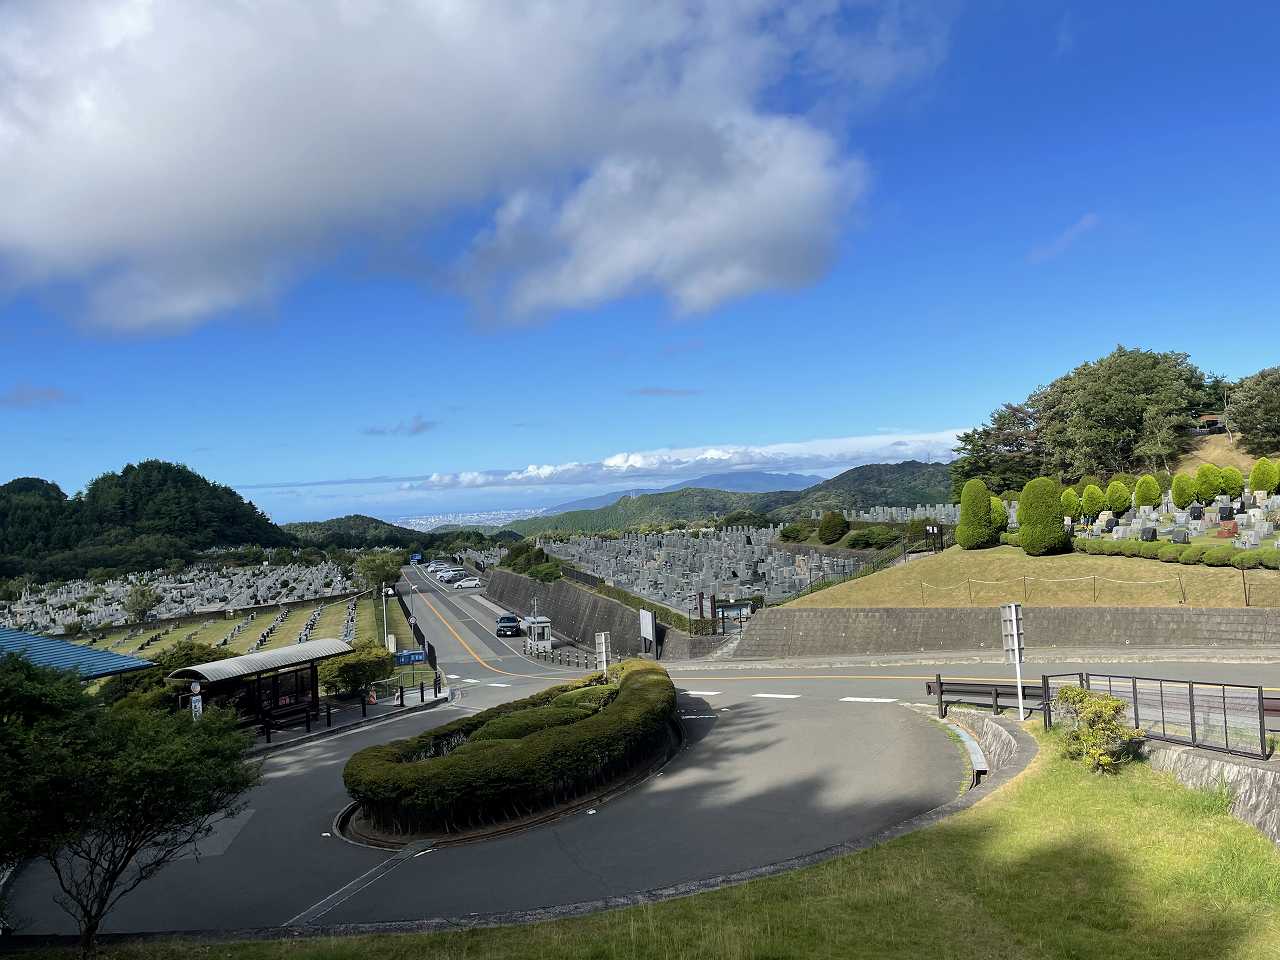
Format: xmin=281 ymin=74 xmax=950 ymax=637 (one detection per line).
xmin=326 ymin=703 xmax=332 ymax=727
xmin=305 ymin=711 xmax=311 ymax=733
xmin=398 ymin=685 xmax=404 ymax=706
xmin=361 ymin=696 xmax=367 ymax=718
xmin=420 ymin=681 xmax=426 ymax=703
xmin=264 ymin=723 xmax=271 ymax=743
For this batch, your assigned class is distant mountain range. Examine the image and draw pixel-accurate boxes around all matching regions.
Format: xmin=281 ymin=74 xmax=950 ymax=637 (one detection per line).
xmin=545 ymin=471 xmax=819 ymax=513
xmin=501 ymin=460 xmax=953 ymax=536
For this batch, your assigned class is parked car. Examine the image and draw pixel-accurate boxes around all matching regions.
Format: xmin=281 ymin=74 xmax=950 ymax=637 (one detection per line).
xmin=495 ymin=615 xmax=521 ymax=637
xmin=437 ymin=569 xmax=466 ymax=582
xmin=452 ymin=576 xmax=482 ymax=589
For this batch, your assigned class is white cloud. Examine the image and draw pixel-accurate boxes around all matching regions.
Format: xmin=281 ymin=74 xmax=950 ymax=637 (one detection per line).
xmin=1027 ymin=212 xmax=1101 ymax=264
xmin=0 ymin=0 xmax=949 ymax=330
xmin=240 ymin=428 xmax=964 ymax=493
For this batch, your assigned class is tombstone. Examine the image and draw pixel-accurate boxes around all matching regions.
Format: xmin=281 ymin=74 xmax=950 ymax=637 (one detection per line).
xmin=1103 ymin=517 xmax=1118 ymax=532
xmin=1189 ymin=519 xmax=1204 ymax=534
xmin=1189 ymin=504 xmax=1204 ymax=521
xmin=1171 ymin=529 xmax=1191 ymax=545
xmin=1140 ymin=527 xmax=1157 ymax=542
xmin=1220 ymin=505 xmax=1235 ymax=521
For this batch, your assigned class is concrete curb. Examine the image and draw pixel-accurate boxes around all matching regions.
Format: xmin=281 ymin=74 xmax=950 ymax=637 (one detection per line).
xmin=248 ymin=695 xmax=449 ymax=757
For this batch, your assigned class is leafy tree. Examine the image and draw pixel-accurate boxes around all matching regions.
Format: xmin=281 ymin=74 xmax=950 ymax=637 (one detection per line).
xmin=1195 ymin=463 xmax=1223 ymax=504
xmin=816 ymin=511 xmax=850 ymax=545
xmin=989 ymin=496 xmax=1009 ymax=534
xmin=949 ymin=403 xmax=1043 ymax=498
xmin=1105 ymin=480 xmax=1131 ymax=515
xmin=1060 ymin=487 xmax=1081 ymax=520
xmin=123 ymin=583 xmax=162 ymax=624
xmin=1133 ymin=407 xmax=1186 ymax=473
xmin=1171 ymin=473 xmax=1197 ymax=509
xmin=778 ymin=521 xmax=814 ymax=543
xmin=1019 ymin=477 xmax=1071 ymax=556
xmin=319 ymin=640 xmax=395 ymax=697
xmin=1133 ymin=475 xmax=1161 ymax=508
xmin=1249 ymin=457 xmax=1279 ymax=495
xmin=98 ymin=641 xmax=236 ymax=711
xmin=1081 ymin=483 xmax=1106 ymax=520
xmin=354 ymin=551 xmax=404 ymax=589
xmin=845 ymin=525 xmax=900 ymax=549
xmin=956 ymin=479 xmax=996 ymax=550
xmin=1226 ymin=366 xmax=1280 ymax=455
xmin=716 ymin=510 xmax=773 ymax=530
xmin=1220 ymin=466 xmax=1245 ymax=500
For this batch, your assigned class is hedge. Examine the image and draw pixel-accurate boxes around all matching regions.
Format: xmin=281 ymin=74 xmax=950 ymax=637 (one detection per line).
xmin=1171 ymin=473 xmax=1197 ymax=510
xmin=1105 ymin=480 xmax=1131 ymax=515
xmin=989 ymin=496 xmax=1009 ymax=534
xmin=554 ymin=684 xmax=619 ymax=711
xmin=957 ymin=478 xmax=996 ymax=550
xmin=1158 ymin=544 xmax=1183 ymax=562
xmin=343 ymin=660 xmax=677 ymax=834
xmin=1019 ymin=477 xmax=1070 ymax=556
xmin=1202 ymin=544 xmax=1238 ymax=567
xmin=999 ymin=532 xmax=1021 ymax=547
xmin=471 ymin=705 xmax=593 ymax=742
xmin=1081 ymin=484 xmax=1106 ymax=519
xmin=1179 ymin=544 xmax=1209 ymax=565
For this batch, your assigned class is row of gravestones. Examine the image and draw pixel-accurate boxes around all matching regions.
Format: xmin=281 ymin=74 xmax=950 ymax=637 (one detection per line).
xmin=340 ymin=597 xmax=358 ymax=643
xmin=218 ymin=611 xmax=257 ymax=648
xmin=250 ymin=607 xmax=290 ymax=651
xmin=1070 ymin=492 xmax=1280 ymax=549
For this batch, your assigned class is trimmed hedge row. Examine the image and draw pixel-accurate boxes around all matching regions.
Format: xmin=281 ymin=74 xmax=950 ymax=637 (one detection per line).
xmin=1073 ymin=538 xmax=1280 ymax=570
xmin=343 ymin=660 xmax=677 ymax=834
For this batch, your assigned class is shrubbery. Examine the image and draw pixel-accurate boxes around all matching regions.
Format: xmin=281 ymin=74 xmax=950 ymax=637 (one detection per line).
xmin=1134 ymin=474 xmax=1161 ymax=508
xmin=1195 ymin=463 xmax=1223 ymax=504
xmin=1179 ymin=544 xmax=1209 ymax=565
xmin=989 ymin=496 xmax=1009 ymax=534
xmin=1081 ymin=484 xmax=1106 ymax=519
xmin=470 ymin=704 xmax=593 ymax=742
xmin=1060 ymin=487 xmax=1081 ymax=520
xmin=1054 ymin=686 xmax=1143 ymax=774
xmin=1158 ymin=544 xmax=1183 ymax=562
xmin=1202 ymin=544 xmax=1238 ymax=567
xmin=817 ymin=511 xmax=850 ymax=545
xmin=1105 ymin=480 xmax=1131 ymax=515
xmin=1221 ymin=466 xmax=1245 ymax=500
xmin=319 ymin=640 xmax=395 ymax=697
xmin=845 ymin=525 xmax=900 ymax=550
xmin=1019 ymin=477 xmax=1070 ymax=556
xmin=1171 ymin=473 xmax=1197 ymax=509
xmin=344 ymin=661 xmax=677 ymax=834
xmin=956 ymin=478 xmax=996 ymax=550
xmin=1231 ymin=550 xmax=1265 ymax=570
xmin=1249 ymin=457 xmax=1279 ymax=495
xmin=999 ymin=532 xmax=1021 ymax=547
xmin=779 ymin=520 xmax=814 ymax=543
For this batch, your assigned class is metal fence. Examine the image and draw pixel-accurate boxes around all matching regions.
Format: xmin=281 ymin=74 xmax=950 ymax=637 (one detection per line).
xmin=1044 ymin=671 xmax=1267 ymax=760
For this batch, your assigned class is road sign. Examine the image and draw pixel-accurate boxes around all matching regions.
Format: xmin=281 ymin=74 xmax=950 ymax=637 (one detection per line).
xmin=408 ymin=616 xmax=416 ymax=625
xmin=999 ymin=603 xmax=1027 ymax=720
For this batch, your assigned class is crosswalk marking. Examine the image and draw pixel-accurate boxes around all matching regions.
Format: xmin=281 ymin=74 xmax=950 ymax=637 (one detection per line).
xmin=680 ymin=690 xmax=722 ymax=696
xmin=752 ymin=693 xmax=800 ymax=699
xmin=446 ymin=674 xmax=460 ymax=679
xmin=488 ymin=682 xmax=511 ymax=688
xmin=839 ymin=696 xmax=898 ymax=703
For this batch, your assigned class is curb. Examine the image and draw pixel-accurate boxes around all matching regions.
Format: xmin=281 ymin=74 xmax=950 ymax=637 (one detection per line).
xmin=248 ymin=694 xmax=449 ymax=757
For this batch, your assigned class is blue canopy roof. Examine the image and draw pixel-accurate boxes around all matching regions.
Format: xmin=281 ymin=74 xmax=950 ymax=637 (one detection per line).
xmin=0 ymin=627 xmax=153 ymax=680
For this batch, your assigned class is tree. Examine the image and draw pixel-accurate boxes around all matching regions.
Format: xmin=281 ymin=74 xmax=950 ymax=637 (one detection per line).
xmin=1249 ymin=457 xmax=1279 ymax=495
xmin=1171 ymin=473 xmax=1197 ymax=510
xmin=956 ymin=479 xmax=996 ymax=550
xmin=1133 ymin=475 xmax=1161 ymax=508
xmin=1019 ymin=477 xmax=1071 ymax=556
xmin=816 ymin=511 xmax=850 ymax=545
xmin=1226 ymin=367 xmax=1280 ymax=455
xmin=1195 ymin=463 xmax=1223 ymax=504
xmin=989 ymin=496 xmax=1009 ymax=534
xmin=1081 ymin=484 xmax=1106 ymax=520
xmin=948 ymin=403 xmax=1043 ymax=498
xmin=123 ymin=582 xmax=162 ymax=624
xmin=1220 ymin=466 xmax=1245 ymax=500
xmin=1 ymin=656 xmax=259 ymax=956
xmin=319 ymin=641 xmax=395 ymax=697
xmin=354 ymin=551 xmax=404 ymax=589
xmin=1105 ymin=480 xmax=1131 ymax=515
xmin=1133 ymin=407 xmax=1185 ymax=473
xmin=1060 ymin=487 xmax=1081 ymax=520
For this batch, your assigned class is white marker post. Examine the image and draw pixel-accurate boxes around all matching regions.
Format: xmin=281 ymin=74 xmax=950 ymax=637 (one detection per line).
xmin=1000 ymin=602 xmax=1027 ymax=721
xmin=595 ymin=631 xmax=611 ymax=674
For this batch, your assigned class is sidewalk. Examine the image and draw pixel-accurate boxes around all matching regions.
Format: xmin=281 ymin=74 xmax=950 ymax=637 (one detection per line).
xmin=250 ymin=686 xmax=452 ymax=753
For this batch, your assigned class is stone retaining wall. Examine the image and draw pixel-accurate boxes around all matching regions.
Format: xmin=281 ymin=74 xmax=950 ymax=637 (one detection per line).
xmin=484 ymin=569 xmax=718 ymax=660
xmin=734 ymin=606 xmax=1280 ymax=658
xmin=1143 ymin=742 xmax=1280 ymax=843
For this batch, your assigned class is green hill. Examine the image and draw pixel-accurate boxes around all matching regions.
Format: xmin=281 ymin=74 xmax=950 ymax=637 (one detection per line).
xmin=505 ymin=487 xmax=793 ymax=536
xmin=283 ymin=514 xmax=426 ymax=548
xmin=774 ymin=460 xmax=953 ymax=519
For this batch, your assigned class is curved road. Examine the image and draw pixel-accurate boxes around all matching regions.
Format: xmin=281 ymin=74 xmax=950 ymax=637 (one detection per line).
xmin=13 ymin=567 xmax=1278 ymax=935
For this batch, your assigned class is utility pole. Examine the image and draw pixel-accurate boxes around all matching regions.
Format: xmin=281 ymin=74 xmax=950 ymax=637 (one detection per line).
xmin=381 ymin=581 xmax=387 ymax=650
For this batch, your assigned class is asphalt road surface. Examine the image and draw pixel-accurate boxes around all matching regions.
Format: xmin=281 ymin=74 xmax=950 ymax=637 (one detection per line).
xmin=12 ymin=567 xmax=1280 ymax=934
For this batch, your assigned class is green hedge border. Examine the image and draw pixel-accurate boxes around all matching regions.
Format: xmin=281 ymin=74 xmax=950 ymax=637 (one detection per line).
xmin=343 ymin=660 xmax=677 ymax=835
xmin=1072 ymin=537 xmax=1280 ymax=570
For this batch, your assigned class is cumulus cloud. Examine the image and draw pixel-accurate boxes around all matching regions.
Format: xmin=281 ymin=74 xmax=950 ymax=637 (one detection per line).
xmin=0 ymin=384 xmax=72 ymax=408
xmin=0 ymin=1 xmax=950 ymax=331
xmin=239 ymin=428 xmax=964 ymax=493
xmin=1027 ymin=212 xmax=1101 ymax=263
xmin=362 ymin=414 xmax=436 ymax=437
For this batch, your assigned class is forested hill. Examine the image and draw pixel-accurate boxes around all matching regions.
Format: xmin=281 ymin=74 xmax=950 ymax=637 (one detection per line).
xmin=284 ymin=514 xmax=441 ymax=549
xmin=771 ymin=460 xmax=954 ymax=519
xmin=0 ymin=460 xmax=289 ymax=581
xmin=504 ymin=487 xmax=799 ymax=536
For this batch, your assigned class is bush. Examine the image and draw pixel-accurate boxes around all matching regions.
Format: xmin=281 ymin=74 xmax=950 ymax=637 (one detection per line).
xmin=1232 ymin=550 xmax=1265 ymax=570
xmin=1195 ymin=463 xmax=1223 ymax=504
xmin=779 ymin=521 xmax=814 ymax=543
xmin=1019 ymin=477 xmax=1070 ymax=556
xmin=1060 ymin=487 xmax=1081 ymax=520
xmin=956 ymin=478 xmax=997 ymax=550
xmin=1120 ymin=541 xmax=1142 ymax=558
xmin=554 ymin=684 xmax=619 ymax=711
xmin=1134 ymin=474 xmax=1161 ymax=508
xmin=1054 ymin=686 xmax=1143 ymax=774
xmin=1171 ymin=473 xmax=1197 ymax=510
xmin=319 ymin=640 xmax=395 ymax=697
xmin=845 ymin=525 xmax=900 ymax=550
xmin=1255 ymin=548 xmax=1280 ymax=571
xmin=989 ymin=496 xmax=1009 ymax=534
xmin=344 ymin=661 xmax=676 ymax=834
xmin=1179 ymin=544 xmax=1208 ymax=565
xmin=1158 ymin=544 xmax=1184 ymax=562
xmin=1081 ymin=483 xmax=1106 ymax=519
xmin=817 ymin=511 xmax=850 ymax=545
xmin=1101 ymin=541 xmax=1127 ymax=556
xmin=1105 ymin=480 xmax=1131 ymax=515
xmin=1202 ymin=544 xmax=1238 ymax=567
xmin=999 ymin=532 xmax=1021 ymax=547
xmin=1082 ymin=539 xmax=1105 ymax=555
xmin=1221 ymin=466 xmax=1245 ymax=500
xmin=471 ymin=705 xmax=593 ymax=742
xmin=1138 ymin=542 xmax=1163 ymax=559
xmin=1249 ymin=457 xmax=1279 ymax=495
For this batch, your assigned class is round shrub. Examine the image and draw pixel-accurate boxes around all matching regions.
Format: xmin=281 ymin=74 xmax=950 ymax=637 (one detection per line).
xmin=1221 ymin=466 xmax=1245 ymax=500
xmin=471 ymin=705 xmax=593 ymax=742
xmin=1019 ymin=477 xmax=1070 ymax=556
xmin=1105 ymin=480 xmax=1131 ymax=515
xmin=1249 ymin=457 xmax=1279 ymax=495
xmin=1171 ymin=473 xmax=1197 ymax=510
xmin=1139 ymin=542 xmax=1164 ymax=560
xmin=1232 ymin=550 xmax=1264 ymax=570
xmin=1202 ymin=545 xmax=1238 ymax=567
xmin=989 ymin=496 xmax=1009 ymax=534
xmin=1061 ymin=487 xmax=1081 ymax=520
xmin=1081 ymin=484 xmax=1106 ymax=519
xmin=817 ymin=511 xmax=850 ymax=545
xmin=344 ymin=661 xmax=677 ymax=835
xmin=1134 ymin=475 xmax=1161 ymax=508
xmin=1101 ymin=541 xmax=1126 ymax=557
xmin=1158 ymin=544 xmax=1183 ymax=562
xmin=956 ymin=478 xmax=996 ymax=550
xmin=1196 ymin=463 xmax=1223 ymax=504
xmin=999 ymin=531 xmax=1021 ymax=547
xmin=1179 ymin=544 xmax=1208 ymax=565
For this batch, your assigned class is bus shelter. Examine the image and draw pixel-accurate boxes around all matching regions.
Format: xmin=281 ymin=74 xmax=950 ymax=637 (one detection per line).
xmin=167 ymin=637 xmax=352 ymax=726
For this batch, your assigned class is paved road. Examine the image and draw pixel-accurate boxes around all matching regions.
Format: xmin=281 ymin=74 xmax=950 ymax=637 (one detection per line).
xmin=14 ymin=568 xmax=1278 ymax=934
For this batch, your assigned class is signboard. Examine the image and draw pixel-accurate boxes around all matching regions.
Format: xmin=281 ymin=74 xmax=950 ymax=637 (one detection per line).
xmin=190 ymin=694 xmax=203 ymax=720
xmin=394 ymin=649 xmax=426 ymax=666
xmin=595 ymin=631 xmax=611 ymax=673
xmin=639 ymin=609 xmax=656 ymax=653
xmin=999 ymin=602 xmax=1027 ymax=720
xmin=410 ymin=554 xmax=422 ymax=564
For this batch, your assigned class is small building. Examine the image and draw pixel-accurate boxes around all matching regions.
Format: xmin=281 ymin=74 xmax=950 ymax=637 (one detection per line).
xmin=0 ymin=626 xmax=152 ymax=681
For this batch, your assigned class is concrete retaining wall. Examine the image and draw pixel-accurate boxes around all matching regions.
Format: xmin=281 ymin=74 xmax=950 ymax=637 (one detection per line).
xmin=733 ymin=606 xmax=1280 ymax=658
xmin=484 ymin=569 xmax=716 ymax=660
xmin=1143 ymin=742 xmax=1280 ymax=843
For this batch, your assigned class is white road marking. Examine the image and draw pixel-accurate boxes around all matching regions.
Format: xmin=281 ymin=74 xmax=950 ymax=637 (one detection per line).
xmin=680 ymin=690 xmax=722 ymax=696
xmin=752 ymin=693 xmax=801 ymax=699
xmin=487 ymin=682 xmax=511 ymax=688
xmin=840 ymin=696 xmax=899 ymax=703
xmin=462 ymin=679 xmax=480 ymax=684
xmin=446 ymin=674 xmax=460 ymax=679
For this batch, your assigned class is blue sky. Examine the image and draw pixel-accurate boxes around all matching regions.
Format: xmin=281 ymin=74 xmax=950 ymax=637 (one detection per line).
xmin=1 ymin=2 xmax=1277 ymax=523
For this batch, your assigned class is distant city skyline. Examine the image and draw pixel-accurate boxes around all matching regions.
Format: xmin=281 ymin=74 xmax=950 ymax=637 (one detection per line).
xmin=3 ymin=3 xmax=1277 ymax=522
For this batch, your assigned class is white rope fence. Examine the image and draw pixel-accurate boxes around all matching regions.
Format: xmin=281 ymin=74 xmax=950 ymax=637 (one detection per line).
xmin=919 ymin=574 xmax=1188 ymax=604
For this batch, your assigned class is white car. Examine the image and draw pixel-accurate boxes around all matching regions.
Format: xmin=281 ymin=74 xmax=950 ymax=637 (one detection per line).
xmin=452 ymin=576 xmax=482 ymax=589
xmin=437 ymin=569 xmax=466 ymax=582
xmin=426 ymin=561 xmax=451 ymax=573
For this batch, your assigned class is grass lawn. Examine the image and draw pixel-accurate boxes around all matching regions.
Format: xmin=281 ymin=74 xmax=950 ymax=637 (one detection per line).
xmin=789 ymin=544 xmax=1280 ymax=608
xmin=57 ymin=725 xmax=1280 ymax=960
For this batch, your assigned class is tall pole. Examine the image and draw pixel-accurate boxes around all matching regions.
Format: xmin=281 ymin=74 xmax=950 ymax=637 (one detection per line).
xmin=381 ymin=581 xmax=388 ymax=651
